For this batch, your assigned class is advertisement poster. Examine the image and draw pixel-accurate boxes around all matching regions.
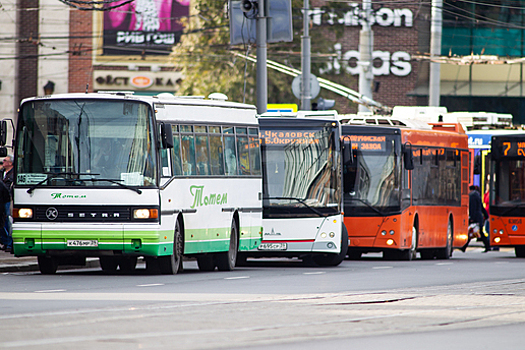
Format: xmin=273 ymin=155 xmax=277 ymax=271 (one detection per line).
xmin=103 ymin=0 xmax=189 ymax=55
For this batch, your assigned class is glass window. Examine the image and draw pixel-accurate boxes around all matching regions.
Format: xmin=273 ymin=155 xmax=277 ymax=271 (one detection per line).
xmin=249 ymin=136 xmax=261 ymax=175
xmin=180 ymin=125 xmax=192 ymax=133
xmin=209 ymin=135 xmax=224 ymax=175
xmin=223 ymin=127 xmax=234 ymax=134
xmin=181 ymin=134 xmax=196 ymax=175
xmin=160 ymin=148 xmax=172 ymax=177
xmin=237 ymin=135 xmax=250 ymax=175
xmin=195 ymin=135 xmax=210 ymax=175
xmin=224 ymin=135 xmax=237 ymax=175
xmin=172 ymin=132 xmax=182 ymax=176
xmin=236 ymin=127 xmax=247 ymax=135
xmin=195 ymin=125 xmax=207 ymax=133
xmin=209 ymin=126 xmax=221 ymax=134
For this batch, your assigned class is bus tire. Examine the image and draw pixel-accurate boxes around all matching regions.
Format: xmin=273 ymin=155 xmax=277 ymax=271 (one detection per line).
xmin=515 ymin=246 xmax=525 ymax=258
xmin=38 ymin=256 xmax=58 ymax=275
xmin=436 ymin=219 xmax=453 ymax=259
xmin=100 ymin=256 xmax=118 ymax=272
xmin=197 ymin=255 xmax=216 ymax=271
xmin=159 ymin=218 xmax=184 ymax=274
xmin=313 ymin=225 xmax=349 ymax=267
xmin=216 ymin=220 xmax=238 ymax=271
xmin=118 ymin=257 xmax=137 ymax=272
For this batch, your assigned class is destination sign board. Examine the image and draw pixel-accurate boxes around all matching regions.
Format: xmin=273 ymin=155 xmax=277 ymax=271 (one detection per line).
xmin=500 ymin=140 xmax=525 ymax=157
xmin=260 ymin=130 xmax=322 ymax=146
xmin=342 ymin=135 xmax=386 ymax=152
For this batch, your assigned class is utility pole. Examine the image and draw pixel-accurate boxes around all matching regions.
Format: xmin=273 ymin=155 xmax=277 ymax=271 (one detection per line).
xmin=429 ymin=0 xmax=442 ymax=106
xmin=256 ymin=0 xmax=267 ymax=114
xmin=301 ymin=0 xmax=311 ymax=110
xmin=358 ymin=0 xmax=373 ymax=113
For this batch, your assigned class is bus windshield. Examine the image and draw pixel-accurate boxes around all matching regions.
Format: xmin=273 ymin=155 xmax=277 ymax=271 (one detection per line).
xmin=492 ymin=158 xmax=525 ymax=215
xmin=261 ymin=123 xmax=340 ymax=218
xmin=16 ymin=99 xmax=157 ymax=187
xmin=343 ymin=134 xmax=401 ymax=216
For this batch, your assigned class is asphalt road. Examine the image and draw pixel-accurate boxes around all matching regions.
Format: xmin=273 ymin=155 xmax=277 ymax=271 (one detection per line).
xmin=1 ymin=246 xmax=524 ymax=350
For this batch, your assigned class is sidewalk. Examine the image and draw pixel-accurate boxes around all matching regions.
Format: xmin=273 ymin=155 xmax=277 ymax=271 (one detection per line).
xmin=0 ymin=250 xmax=100 ymax=273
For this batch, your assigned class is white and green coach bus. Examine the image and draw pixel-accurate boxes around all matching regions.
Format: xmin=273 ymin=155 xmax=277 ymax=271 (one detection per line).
xmin=5 ymin=92 xmax=262 ymax=274
xmin=238 ymin=112 xmax=348 ymax=266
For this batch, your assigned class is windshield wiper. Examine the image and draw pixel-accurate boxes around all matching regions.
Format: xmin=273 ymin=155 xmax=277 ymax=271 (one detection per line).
xmin=75 ymin=178 xmax=142 ymax=194
xmin=347 ymin=197 xmax=386 ymax=216
xmin=27 ymin=172 xmax=99 ymax=194
xmin=264 ymin=196 xmax=330 ymax=217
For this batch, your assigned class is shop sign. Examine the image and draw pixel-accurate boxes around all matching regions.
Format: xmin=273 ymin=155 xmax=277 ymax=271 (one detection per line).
xmin=311 ymin=6 xmax=413 ymax=27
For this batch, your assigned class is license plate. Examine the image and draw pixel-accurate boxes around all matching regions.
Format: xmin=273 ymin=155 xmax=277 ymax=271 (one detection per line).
xmin=67 ymin=240 xmax=98 ymax=247
xmin=258 ymin=243 xmax=287 ymax=250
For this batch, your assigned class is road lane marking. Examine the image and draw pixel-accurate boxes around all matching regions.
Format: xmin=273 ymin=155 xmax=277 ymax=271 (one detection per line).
xmin=137 ymin=284 xmax=165 ymax=287
xmin=303 ymin=272 xmax=326 ymax=275
xmin=34 ymin=289 xmax=66 ymax=293
xmin=224 ymin=276 xmax=250 ymax=280
xmin=435 ymin=263 xmax=453 ymax=266
xmin=372 ymin=266 xmax=393 ymax=269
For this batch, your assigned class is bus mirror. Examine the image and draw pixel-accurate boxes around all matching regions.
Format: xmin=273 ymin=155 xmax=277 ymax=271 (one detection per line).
xmin=0 ymin=120 xmax=6 ymax=146
xmin=343 ymin=139 xmax=353 ymax=164
xmin=473 ymin=154 xmax=481 ymax=174
xmin=403 ymin=144 xmax=414 ymax=170
xmin=161 ymin=123 xmax=174 ymax=149
xmin=0 ymin=147 xmax=6 ymax=157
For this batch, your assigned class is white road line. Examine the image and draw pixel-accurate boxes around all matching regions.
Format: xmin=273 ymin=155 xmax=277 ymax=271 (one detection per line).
xmin=34 ymin=289 xmax=66 ymax=293
xmin=372 ymin=266 xmax=393 ymax=269
xmin=303 ymin=272 xmax=326 ymax=275
xmin=224 ymin=276 xmax=250 ymax=280
xmin=435 ymin=262 xmax=453 ymax=266
xmin=137 ymin=284 xmax=165 ymax=287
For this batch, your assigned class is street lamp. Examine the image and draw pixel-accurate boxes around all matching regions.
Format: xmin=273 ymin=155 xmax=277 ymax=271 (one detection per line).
xmin=43 ymin=81 xmax=55 ymax=95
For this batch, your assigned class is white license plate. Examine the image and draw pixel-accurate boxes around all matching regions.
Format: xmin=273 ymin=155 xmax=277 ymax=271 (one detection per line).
xmin=67 ymin=240 xmax=98 ymax=247
xmin=258 ymin=243 xmax=287 ymax=250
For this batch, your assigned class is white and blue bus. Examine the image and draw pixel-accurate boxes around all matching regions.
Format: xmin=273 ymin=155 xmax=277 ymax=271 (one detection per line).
xmin=5 ymin=92 xmax=262 ymax=274
xmin=239 ymin=112 xmax=347 ymax=266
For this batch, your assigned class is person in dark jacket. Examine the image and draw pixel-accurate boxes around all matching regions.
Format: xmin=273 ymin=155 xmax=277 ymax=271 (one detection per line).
xmin=461 ymin=185 xmax=490 ymax=252
xmin=0 ymin=155 xmax=13 ymax=252
xmin=0 ymin=180 xmax=11 ymax=252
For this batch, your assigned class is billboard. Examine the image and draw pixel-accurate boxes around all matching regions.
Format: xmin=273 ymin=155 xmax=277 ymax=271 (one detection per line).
xmin=103 ymin=0 xmax=189 ymax=56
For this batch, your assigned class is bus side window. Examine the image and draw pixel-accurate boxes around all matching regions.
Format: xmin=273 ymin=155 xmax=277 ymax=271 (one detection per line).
xmin=223 ymin=127 xmax=237 ymax=175
xmin=171 ymin=125 xmax=182 ymax=176
xmin=180 ymin=125 xmax=196 ymax=176
xmin=195 ymin=126 xmax=210 ymax=176
xmin=236 ymin=127 xmax=250 ymax=175
xmin=249 ymin=128 xmax=261 ymax=175
xmin=209 ymin=126 xmax=224 ymax=175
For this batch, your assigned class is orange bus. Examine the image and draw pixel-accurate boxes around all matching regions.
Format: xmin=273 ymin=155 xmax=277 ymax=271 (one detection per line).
xmin=489 ymin=133 xmax=525 ymax=257
xmin=342 ymin=122 xmax=470 ymax=260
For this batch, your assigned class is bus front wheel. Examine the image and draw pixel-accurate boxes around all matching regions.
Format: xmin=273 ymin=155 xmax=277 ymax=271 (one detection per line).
xmin=159 ymin=219 xmax=184 ymax=274
xmin=515 ymin=246 xmax=525 ymax=258
xmin=38 ymin=256 xmax=58 ymax=275
xmin=313 ymin=225 xmax=349 ymax=267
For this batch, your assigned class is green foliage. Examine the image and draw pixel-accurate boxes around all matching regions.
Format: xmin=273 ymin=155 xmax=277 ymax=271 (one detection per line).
xmin=171 ymin=0 xmax=356 ymax=109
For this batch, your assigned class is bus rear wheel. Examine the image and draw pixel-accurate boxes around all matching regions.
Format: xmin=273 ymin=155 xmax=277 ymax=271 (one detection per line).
xmin=216 ymin=220 xmax=238 ymax=271
xmin=436 ymin=220 xmax=453 ymax=259
xmin=159 ymin=219 xmax=183 ymax=274
xmin=38 ymin=256 xmax=58 ymax=275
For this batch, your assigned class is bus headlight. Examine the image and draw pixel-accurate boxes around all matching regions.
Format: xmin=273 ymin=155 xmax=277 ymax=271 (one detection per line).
xmin=320 ymin=232 xmax=327 ymax=238
xmin=499 ymin=230 xmax=504 ymax=235
xmin=16 ymin=208 xmax=33 ymax=219
xmin=389 ymin=230 xmax=395 ymax=235
xmin=494 ymin=237 xmax=501 ymax=243
xmin=381 ymin=230 xmax=387 ymax=236
xmin=493 ymin=229 xmax=497 ymax=234
xmin=386 ymin=239 xmax=394 ymax=246
xmin=133 ymin=209 xmax=158 ymax=219
xmin=329 ymin=232 xmax=335 ymax=238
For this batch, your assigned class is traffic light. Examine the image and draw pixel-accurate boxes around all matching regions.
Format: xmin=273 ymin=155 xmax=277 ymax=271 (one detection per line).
xmin=313 ymin=97 xmax=335 ymax=110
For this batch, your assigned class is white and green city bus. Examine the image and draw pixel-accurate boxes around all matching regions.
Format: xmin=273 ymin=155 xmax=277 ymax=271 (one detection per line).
xmin=239 ymin=112 xmax=348 ymax=266
xmin=5 ymin=92 xmax=262 ymax=274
